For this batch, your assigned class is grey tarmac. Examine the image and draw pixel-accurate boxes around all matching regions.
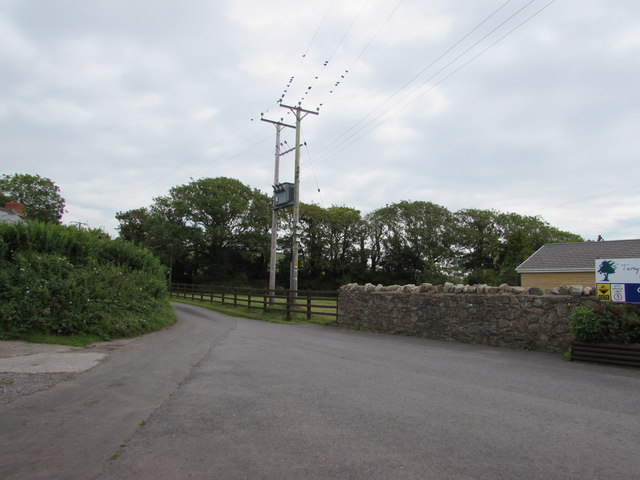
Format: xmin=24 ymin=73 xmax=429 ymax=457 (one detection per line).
xmin=1 ymin=302 xmax=639 ymax=479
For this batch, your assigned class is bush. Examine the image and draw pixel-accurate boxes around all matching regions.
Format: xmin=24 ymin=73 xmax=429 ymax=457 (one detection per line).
xmin=0 ymin=222 xmax=175 ymax=340
xmin=569 ymin=303 xmax=640 ymax=344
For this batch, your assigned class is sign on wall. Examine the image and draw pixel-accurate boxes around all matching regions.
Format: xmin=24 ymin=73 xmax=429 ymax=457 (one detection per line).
xmin=595 ymin=258 xmax=640 ymax=303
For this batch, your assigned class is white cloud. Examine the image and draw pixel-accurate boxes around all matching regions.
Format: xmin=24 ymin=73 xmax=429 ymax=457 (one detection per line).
xmin=1 ymin=0 xmax=639 ymax=243
xmin=0 ymin=12 xmax=35 ymax=59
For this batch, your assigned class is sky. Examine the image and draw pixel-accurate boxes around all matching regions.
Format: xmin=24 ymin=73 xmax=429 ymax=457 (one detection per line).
xmin=1 ymin=0 xmax=639 ymax=240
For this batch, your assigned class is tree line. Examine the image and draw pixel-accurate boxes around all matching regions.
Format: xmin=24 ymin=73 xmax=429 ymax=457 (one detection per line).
xmin=116 ymin=177 xmax=583 ymax=289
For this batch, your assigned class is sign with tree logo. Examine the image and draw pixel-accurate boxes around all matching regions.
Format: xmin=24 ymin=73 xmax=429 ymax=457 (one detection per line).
xmin=595 ymin=258 xmax=640 ymax=303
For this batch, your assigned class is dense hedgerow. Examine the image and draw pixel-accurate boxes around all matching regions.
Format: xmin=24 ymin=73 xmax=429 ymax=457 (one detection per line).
xmin=0 ymin=222 xmax=175 ymax=339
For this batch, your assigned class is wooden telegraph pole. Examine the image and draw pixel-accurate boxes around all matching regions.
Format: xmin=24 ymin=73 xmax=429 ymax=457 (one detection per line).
xmin=279 ymin=103 xmax=318 ymax=293
xmin=261 ymin=117 xmax=295 ymax=299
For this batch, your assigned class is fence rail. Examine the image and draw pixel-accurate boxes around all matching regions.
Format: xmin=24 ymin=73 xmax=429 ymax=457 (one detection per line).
xmin=168 ymin=283 xmax=338 ymax=321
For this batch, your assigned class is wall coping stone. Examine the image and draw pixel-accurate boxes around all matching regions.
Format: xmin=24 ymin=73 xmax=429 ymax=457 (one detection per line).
xmin=340 ymin=282 xmax=595 ymax=297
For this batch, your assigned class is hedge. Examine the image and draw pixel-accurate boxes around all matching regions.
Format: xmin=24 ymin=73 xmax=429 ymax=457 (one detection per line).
xmin=0 ymin=222 xmax=175 ymax=339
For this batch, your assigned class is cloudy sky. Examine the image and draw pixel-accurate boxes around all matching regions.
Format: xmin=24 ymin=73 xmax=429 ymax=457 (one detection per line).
xmin=1 ymin=0 xmax=639 ymax=240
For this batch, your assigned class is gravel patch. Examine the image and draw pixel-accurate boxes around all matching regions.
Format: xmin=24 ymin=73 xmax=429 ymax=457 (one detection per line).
xmin=0 ymin=372 xmax=73 ymax=404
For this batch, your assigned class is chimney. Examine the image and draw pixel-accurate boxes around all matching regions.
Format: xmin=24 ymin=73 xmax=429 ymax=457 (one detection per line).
xmin=5 ymin=201 xmax=24 ymax=216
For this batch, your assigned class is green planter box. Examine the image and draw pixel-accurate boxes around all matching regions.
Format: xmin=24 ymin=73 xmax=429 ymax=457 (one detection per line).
xmin=571 ymin=342 xmax=640 ymax=368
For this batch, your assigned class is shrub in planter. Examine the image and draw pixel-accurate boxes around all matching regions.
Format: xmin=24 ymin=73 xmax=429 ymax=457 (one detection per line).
xmin=569 ymin=305 xmax=603 ymax=342
xmin=569 ymin=303 xmax=640 ymax=344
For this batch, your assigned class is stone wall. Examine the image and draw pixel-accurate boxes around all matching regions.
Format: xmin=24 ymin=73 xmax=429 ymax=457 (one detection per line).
xmin=337 ymin=282 xmax=597 ymax=351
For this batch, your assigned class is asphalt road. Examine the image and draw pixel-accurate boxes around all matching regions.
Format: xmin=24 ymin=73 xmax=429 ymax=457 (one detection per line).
xmin=1 ymin=303 xmax=639 ymax=479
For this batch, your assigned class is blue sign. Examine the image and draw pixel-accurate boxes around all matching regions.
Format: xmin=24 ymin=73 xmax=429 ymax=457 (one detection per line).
xmin=624 ymin=284 xmax=640 ymax=303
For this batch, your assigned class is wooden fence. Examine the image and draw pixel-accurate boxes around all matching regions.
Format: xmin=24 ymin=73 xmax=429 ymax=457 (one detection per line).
xmin=168 ymin=282 xmax=338 ymax=321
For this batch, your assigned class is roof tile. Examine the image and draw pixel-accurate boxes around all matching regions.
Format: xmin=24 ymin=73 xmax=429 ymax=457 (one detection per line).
xmin=516 ymin=239 xmax=640 ymax=272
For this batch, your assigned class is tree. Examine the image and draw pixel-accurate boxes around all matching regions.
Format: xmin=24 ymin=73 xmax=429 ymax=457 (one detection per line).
xmin=324 ymin=206 xmax=366 ymax=284
xmin=115 ymin=175 xmax=586 ymax=288
xmin=495 ymin=213 xmax=583 ymax=285
xmin=0 ymin=173 xmax=65 ymax=223
xmin=117 ymin=177 xmax=272 ymax=285
xmin=295 ymin=204 xmax=365 ymax=288
xmin=116 ymin=208 xmax=152 ymax=246
xmin=454 ymin=209 xmax=503 ymax=285
xmin=368 ymin=201 xmax=457 ymax=285
xmin=116 ymin=205 xmax=191 ymax=283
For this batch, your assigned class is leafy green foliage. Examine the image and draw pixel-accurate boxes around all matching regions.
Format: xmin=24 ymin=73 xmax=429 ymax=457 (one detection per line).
xmin=364 ymin=201 xmax=456 ymax=285
xmin=116 ymin=176 xmax=582 ymax=289
xmin=0 ymin=173 xmax=65 ymax=223
xmin=568 ymin=306 xmax=603 ymax=342
xmin=454 ymin=209 xmax=583 ymax=286
xmin=569 ymin=304 xmax=640 ymax=344
xmin=117 ymin=177 xmax=271 ymax=285
xmin=0 ymin=222 xmax=174 ymax=340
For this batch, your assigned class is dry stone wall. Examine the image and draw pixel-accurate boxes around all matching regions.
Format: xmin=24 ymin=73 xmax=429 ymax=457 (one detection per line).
xmin=338 ymin=282 xmax=597 ymax=351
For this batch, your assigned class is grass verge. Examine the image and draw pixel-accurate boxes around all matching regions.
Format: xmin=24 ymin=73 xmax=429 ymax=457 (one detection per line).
xmin=4 ymin=300 xmax=178 ymax=347
xmin=11 ymin=332 xmax=104 ymax=347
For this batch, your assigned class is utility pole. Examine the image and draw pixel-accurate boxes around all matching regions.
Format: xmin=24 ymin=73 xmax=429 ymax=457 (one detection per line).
xmin=279 ymin=103 xmax=318 ymax=293
xmin=261 ymin=117 xmax=295 ymax=299
xmin=70 ymin=221 xmax=88 ymax=230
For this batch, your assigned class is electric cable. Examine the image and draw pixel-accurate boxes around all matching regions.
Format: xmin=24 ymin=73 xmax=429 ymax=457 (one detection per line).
xmin=316 ymin=0 xmax=515 ymax=152
xmin=301 ymin=130 xmax=325 ymax=207
xmin=315 ymin=0 xmax=406 ymax=113
xmin=312 ymin=0 xmax=555 ymax=166
xmin=143 ymin=121 xmax=257 ymax=188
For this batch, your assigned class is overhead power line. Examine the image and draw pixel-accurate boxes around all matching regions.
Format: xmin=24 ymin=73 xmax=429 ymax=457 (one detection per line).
xmin=309 ymin=0 xmax=557 ymax=167
xmin=315 ymin=0 xmax=516 ymax=155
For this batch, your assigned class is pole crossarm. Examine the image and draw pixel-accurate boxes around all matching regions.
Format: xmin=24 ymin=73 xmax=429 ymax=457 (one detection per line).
xmin=260 ymin=117 xmax=296 ymax=129
xmin=279 ymin=146 xmax=297 ymax=156
xmin=279 ymin=103 xmax=319 ymax=119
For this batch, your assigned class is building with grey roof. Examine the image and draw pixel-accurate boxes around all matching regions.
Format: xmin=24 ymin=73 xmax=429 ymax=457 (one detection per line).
xmin=516 ymin=239 xmax=640 ymax=289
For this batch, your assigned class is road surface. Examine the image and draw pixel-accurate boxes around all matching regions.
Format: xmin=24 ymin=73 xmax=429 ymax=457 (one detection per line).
xmin=1 ymin=302 xmax=639 ymax=479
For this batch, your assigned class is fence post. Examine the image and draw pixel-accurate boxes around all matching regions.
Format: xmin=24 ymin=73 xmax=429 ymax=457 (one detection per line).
xmin=306 ymin=293 xmax=312 ymax=321
xmin=248 ymin=293 xmax=252 ymax=309
xmin=286 ymin=290 xmax=292 ymax=321
xmin=263 ymin=289 xmax=268 ymax=313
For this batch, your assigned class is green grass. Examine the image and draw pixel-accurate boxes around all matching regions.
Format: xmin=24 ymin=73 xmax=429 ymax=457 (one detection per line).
xmin=9 ymin=332 xmax=104 ymax=347
xmin=170 ymin=296 xmax=337 ymax=326
xmin=0 ymin=377 xmax=15 ymax=388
